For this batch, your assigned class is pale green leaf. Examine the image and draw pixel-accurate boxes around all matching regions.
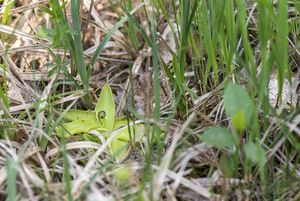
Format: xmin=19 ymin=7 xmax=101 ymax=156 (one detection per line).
xmin=224 ymin=82 xmax=254 ymax=131
xmin=231 ymin=110 xmax=246 ymax=132
xmin=95 ymin=84 xmax=115 ymax=131
xmin=110 ymin=139 xmax=129 ymax=161
xmin=244 ymin=142 xmax=266 ymax=168
xmin=56 ymin=120 xmax=100 ymax=137
xmin=113 ymin=165 xmax=132 ymax=184
xmin=109 ymin=123 xmax=145 ymax=161
xmin=62 ymin=109 xmax=97 ymax=122
xmin=113 ymin=118 xmax=128 ymax=129
xmin=201 ymin=127 xmax=236 ymax=148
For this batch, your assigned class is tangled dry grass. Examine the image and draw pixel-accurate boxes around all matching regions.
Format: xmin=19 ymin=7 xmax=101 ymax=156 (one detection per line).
xmin=1 ymin=0 xmax=300 ymax=201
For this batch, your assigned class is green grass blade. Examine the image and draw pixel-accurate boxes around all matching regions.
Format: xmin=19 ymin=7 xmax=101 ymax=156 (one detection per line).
xmin=257 ymin=1 xmax=272 ymax=97
xmin=6 ymin=156 xmax=17 ymax=201
xmin=89 ymin=2 xmax=145 ymax=68
xmin=151 ymin=0 xmax=161 ymax=146
xmin=276 ymin=0 xmax=289 ymax=104
xmin=124 ymin=0 xmax=139 ymax=51
xmin=1 ymin=0 xmax=14 ymax=25
xmin=115 ymin=0 xmax=151 ymax=46
xmin=223 ymin=0 xmax=237 ymax=77
xmin=0 ymin=63 xmax=14 ymax=139
xmin=236 ymin=0 xmax=256 ymax=82
xmin=61 ymin=136 xmax=73 ymax=201
xmin=71 ymin=0 xmax=88 ymax=91
xmin=178 ymin=0 xmax=190 ymax=80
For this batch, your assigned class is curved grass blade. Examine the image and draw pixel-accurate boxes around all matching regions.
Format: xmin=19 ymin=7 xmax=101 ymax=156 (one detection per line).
xmin=89 ymin=2 xmax=145 ymax=68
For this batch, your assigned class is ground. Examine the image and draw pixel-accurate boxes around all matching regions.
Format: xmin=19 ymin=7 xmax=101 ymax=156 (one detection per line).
xmin=0 ymin=0 xmax=300 ymax=201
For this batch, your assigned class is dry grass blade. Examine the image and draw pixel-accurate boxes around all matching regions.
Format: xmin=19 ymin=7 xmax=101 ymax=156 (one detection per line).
xmin=0 ymin=24 xmax=49 ymax=44
xmin=153 ymin=112 xmax=211 ymax=199
xmin=45 ymin=141 xmax=103 ymax=159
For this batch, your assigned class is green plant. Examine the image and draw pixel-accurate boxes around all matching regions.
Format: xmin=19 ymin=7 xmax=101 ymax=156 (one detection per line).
xmin=1 ymin=0 xmax=14 ymax=25
xmin=56 ymin=84 xmax=156 ymax=161
xmin=2 ymin=0 xmax=300 ymax=199
xmin=200 ymin=82 xmax=266 ymax=191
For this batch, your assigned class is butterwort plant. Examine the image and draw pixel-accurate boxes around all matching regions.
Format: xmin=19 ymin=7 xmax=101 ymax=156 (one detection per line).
xmin=57 ymin=84 xmax=148 ymax=161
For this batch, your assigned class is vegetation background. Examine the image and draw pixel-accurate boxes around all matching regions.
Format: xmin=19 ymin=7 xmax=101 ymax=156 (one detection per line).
xmin=0 ymin=0 xmax=300 ymax=200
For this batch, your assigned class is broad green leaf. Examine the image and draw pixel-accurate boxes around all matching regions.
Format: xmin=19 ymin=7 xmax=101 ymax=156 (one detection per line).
xmin=244 ymin=142 xmax=266 ymax=168
xmin=82 ymin=133 xmax=101 ymax=143
xmin=96 ymin=127 xmax=110 ymax=133
xmin=110 ymin=139 xmax=129 ymax=161
xmin=56 ymin=120 xmax=101 ymax=137
xmin=224 ymin=82 xmax=254 ymax=131
xmin=231 ymin=110 xmax=246 ymax=132
xmin=201 ymin=127 xmax=236 ymax=148
xmin=109 ymin=124 xmax=144 ymax=161
xmin=113 ymin=118 xmax=129 ymax=129
xmin=113 ymin=165 xmax=133 ymax=184
xmin=62 ymin=109 xmax=97 ymax=122
xmin=95 ymin=84 xmax=115 ymax=131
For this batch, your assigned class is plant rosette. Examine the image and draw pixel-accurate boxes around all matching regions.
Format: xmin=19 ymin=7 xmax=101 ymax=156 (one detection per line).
xmin=56 ymin=84 xmax=155 ymax=161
